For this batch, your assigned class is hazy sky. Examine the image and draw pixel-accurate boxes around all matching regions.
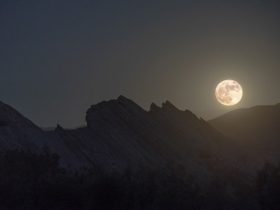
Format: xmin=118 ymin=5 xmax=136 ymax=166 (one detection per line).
xmin=0 ymin=0 xmax=280 ymax=127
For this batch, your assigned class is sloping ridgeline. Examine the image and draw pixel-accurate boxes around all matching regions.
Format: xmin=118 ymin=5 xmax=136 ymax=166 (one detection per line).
xmin=0 ymin=96 xmax=277 ymax=209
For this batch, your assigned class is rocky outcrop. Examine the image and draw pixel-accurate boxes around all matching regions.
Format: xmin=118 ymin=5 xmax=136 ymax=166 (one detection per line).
xmin=80 ymin=96 xmax=244 ymax=180
xmin=0 ymin=96 xmax=255 ymax=180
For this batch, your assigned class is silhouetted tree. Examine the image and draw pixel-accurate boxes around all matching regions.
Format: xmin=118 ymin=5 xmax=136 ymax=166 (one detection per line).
xmin=0 ymin=148 xmax=258 ymax=210
xmin=257 ymin=162 xmax=280 ymax=210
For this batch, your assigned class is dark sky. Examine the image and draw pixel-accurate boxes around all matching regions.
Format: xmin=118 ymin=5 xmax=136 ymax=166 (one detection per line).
xmin=1 ymin=0 xmax=280 ymax=127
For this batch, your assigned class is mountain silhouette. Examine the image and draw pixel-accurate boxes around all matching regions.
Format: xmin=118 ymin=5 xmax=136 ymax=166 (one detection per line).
xmin=1 ymin=96 xmax=279 ymax=209
xmin=209 ymin=103 xmax=280 ymax=166
xmin=0 ymin=101 xmax=47 ymax=151
xmin=0 ymin=96 xmax=245 ymax=176
xmin=0 ymin=96 xmax=278 ymax=176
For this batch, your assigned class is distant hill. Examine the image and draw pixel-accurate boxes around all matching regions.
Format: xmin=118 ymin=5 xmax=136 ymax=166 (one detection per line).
xmin=209 ymin=103 xmax=280 ymax=164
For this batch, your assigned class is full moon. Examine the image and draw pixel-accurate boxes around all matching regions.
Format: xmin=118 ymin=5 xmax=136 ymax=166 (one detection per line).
xmin=215 ymin=80 xmax=243 ymax=106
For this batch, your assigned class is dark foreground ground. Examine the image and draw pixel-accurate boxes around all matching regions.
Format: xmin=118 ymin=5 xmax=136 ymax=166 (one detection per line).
xmin=0 ymin=149 xmax=279 ymax=210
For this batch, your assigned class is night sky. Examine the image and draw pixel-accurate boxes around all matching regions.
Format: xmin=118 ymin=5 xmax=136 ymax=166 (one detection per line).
xmin=1 ymin=0 xmax=280 ymax=127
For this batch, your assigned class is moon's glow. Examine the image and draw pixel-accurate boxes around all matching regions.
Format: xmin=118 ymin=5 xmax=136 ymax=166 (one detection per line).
xmin=215 ymin=80 xmax=243 ymax=106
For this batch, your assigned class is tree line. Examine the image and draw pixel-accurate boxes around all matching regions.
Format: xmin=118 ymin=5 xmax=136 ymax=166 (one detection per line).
xmin=0 ymin=149 xmax=278 ymax=210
